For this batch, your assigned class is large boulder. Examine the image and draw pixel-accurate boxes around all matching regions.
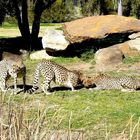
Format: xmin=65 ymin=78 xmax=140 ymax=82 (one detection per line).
xmin=42 ymin=29 xmax=69 ymax=52
xmin=129 ymin=32 xmax=140 ymax=39
xmin=115 ymin=32 xmax=140 ymax=55
xmin=63 ymin=15 xmax=140 ymax=43
xmin=95 ymin=47 xmax=123 ymax=71
xmin=110 ymin=43 xmax=140 ymax=57
xmin=128 ymin=32 xmax=140 ymax=51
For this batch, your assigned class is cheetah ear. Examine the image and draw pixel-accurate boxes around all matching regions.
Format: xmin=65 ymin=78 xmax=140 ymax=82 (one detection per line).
xmin=97 ymin=72 xmax=102 ymax=75
xmin=77 ymin=70 xmax=82 ymax=75
xmin=76 ymin=70 xmax=84 ymax=77
xmin=78 ymin=72 xmax=88 ymax=82
xmin=72 ymin=70 xmax=81 ymax=75
xmin=72 ymin=69 xmax=83 ymax=78
xmin=96 ymin=72 xmax=104 ymax=76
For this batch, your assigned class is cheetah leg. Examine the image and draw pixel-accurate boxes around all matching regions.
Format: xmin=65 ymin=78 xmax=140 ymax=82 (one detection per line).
xmin=68 ymin=82 xmax=74 ymax=91
xmin=70 ymin=85 xmax=75 ymax=91
xmin=0 ymin=80 xmax=7 ymax=92
xmin=23 ymin=75 xmax=26 ymax=92
xmin=66 ymin=80 xmax=76 ymax=91
xmin=0 ymin=72 xmax=8 ymax=92
xmin=41 ymin=73 xmax=54 ymax=95
xmin=13 ymin=76 xmax=17 ymax=94
xmin=41 ymin=81 xmax=52 ymax=95
xmin=68 ymin=83 xmax=76 ymax=91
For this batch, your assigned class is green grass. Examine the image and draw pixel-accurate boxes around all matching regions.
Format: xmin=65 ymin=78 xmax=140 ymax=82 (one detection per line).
xmin=0 ymin=36 xmax=12 ymax=38
xmin=1 ymin=22 xmax=18 ymax=28
xmin=1 ymin=57 xmax=140 ymax=139
xmin=0 ymin=24 xmax=140 ymax=139
xmin=1 ymin=22 xmax=62 ymax=29
xmin=123 ymin=55 xmax=140 ymax=64
xmin=1 ymin=88 xmax=140 ymax=139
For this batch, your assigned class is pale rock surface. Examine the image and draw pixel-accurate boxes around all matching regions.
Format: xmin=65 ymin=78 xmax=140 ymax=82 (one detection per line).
xmin=123 ymin=32 xmax=140 ymax=51
xmin=64 ymin=15 xmax=140 ymax=43
xmin=113 ymin=42 xmax=139 ymax=57
xmin=30 ymin=50 xmax=55 ymax=60
xmin=129 ymin=32 xmax=140 ymax=39
xmin=42 ymin=29 xmax=69 ymax=52
xmin=95 ymin=47 xmax=123 ymax=71
xmin=128 ymin=38 xmax=140 ymax=51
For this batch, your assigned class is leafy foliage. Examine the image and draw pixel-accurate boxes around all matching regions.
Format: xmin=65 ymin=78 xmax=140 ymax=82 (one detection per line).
xmin=0 ymin=0 xmax=15 ymax=24
xmin=41 ymin=0 xmax=75 ymax=23
xmin=2 ymin=0 xmax=140 ymax=24
xmin=131 ymin=0 xmax=140 ymax=18
xmin=81 ymin=0 xmax=115 ymax=16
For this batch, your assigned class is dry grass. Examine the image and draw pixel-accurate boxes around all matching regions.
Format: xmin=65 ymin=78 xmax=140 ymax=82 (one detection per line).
xmin=0 ymin=92 xmax=87 ymax=140
xmin=1 ymin=91 xmax=140 ymax=140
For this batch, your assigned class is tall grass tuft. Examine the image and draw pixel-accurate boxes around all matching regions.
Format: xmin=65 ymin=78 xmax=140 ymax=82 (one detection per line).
xmin=0 ymin=93 xmax=85 ymax=140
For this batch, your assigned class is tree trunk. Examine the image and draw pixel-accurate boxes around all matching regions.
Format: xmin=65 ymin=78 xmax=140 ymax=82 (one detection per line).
xmin=30 ymin=11 xmax=42 ymax=50
xmin=13 ymin=0 xmax=24 ymax=37
xmin=13 ymin=0 xmax=31 ymax=50
xmin=118 ymin=0 xmax=122 ymax=16
xmin=14 ymin=0 xmax=56 ymax=50
xmin=99 ymin=0 xmax=108 ymax=15
xmin=31 ymin=0 xmax=43 ymax=50
xmin=21 ymin=0 xmax=31 ymax=49
xmin=30 ymin=0 xmax=56 ymax=50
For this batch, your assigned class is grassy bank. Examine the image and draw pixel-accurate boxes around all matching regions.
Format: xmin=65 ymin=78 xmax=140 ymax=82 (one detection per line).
xmin=0 ymin=23 xmax=140 ymax=139
xmin=0 ymin=57 xmax=140 ymax=139
xmin=1 ymin=80 xmax=140 ymax=139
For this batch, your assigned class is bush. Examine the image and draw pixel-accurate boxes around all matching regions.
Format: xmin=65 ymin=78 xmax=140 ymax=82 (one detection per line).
xmin=41 ymin=0 xmax=75 ymax=23
xmin=4 ymin=16 xmax=17 ymax=24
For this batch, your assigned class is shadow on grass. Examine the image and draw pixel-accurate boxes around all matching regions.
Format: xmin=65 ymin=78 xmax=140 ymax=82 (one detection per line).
xmin=46 ymin=33 xmax=131 ymax=58
xmin=0 ymin=32 xmax=131 ymax=60
xmin=0 ymin=36 xmax=43 ymax=54
xmin=51 ymin=85 xmax=84 ymax=91
xmin=9 ymin=84 xmax=84 ymax=94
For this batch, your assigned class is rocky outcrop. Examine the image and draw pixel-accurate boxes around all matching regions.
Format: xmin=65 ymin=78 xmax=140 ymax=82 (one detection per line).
xmin=95 ymin=47 xmax=123 ymax=71
xmin=114 ymin=32 xmax=140 ymax=57
xmin=42 ymin=29 xmax=69 ymax=52
xmin=111 ymin=43 xmax=140 ymax=57
xmin=128 ymin=38 xmax=140 ymax=51
xmin=63 ymin=15 xmax=140 ymax=43
xmin=127 ymin=32 xmax=140 ymax=51
xmin=129 ymin=32 xmax=140 ymax=39
xmin=30 ymin=50 xmax=55 ymax=60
